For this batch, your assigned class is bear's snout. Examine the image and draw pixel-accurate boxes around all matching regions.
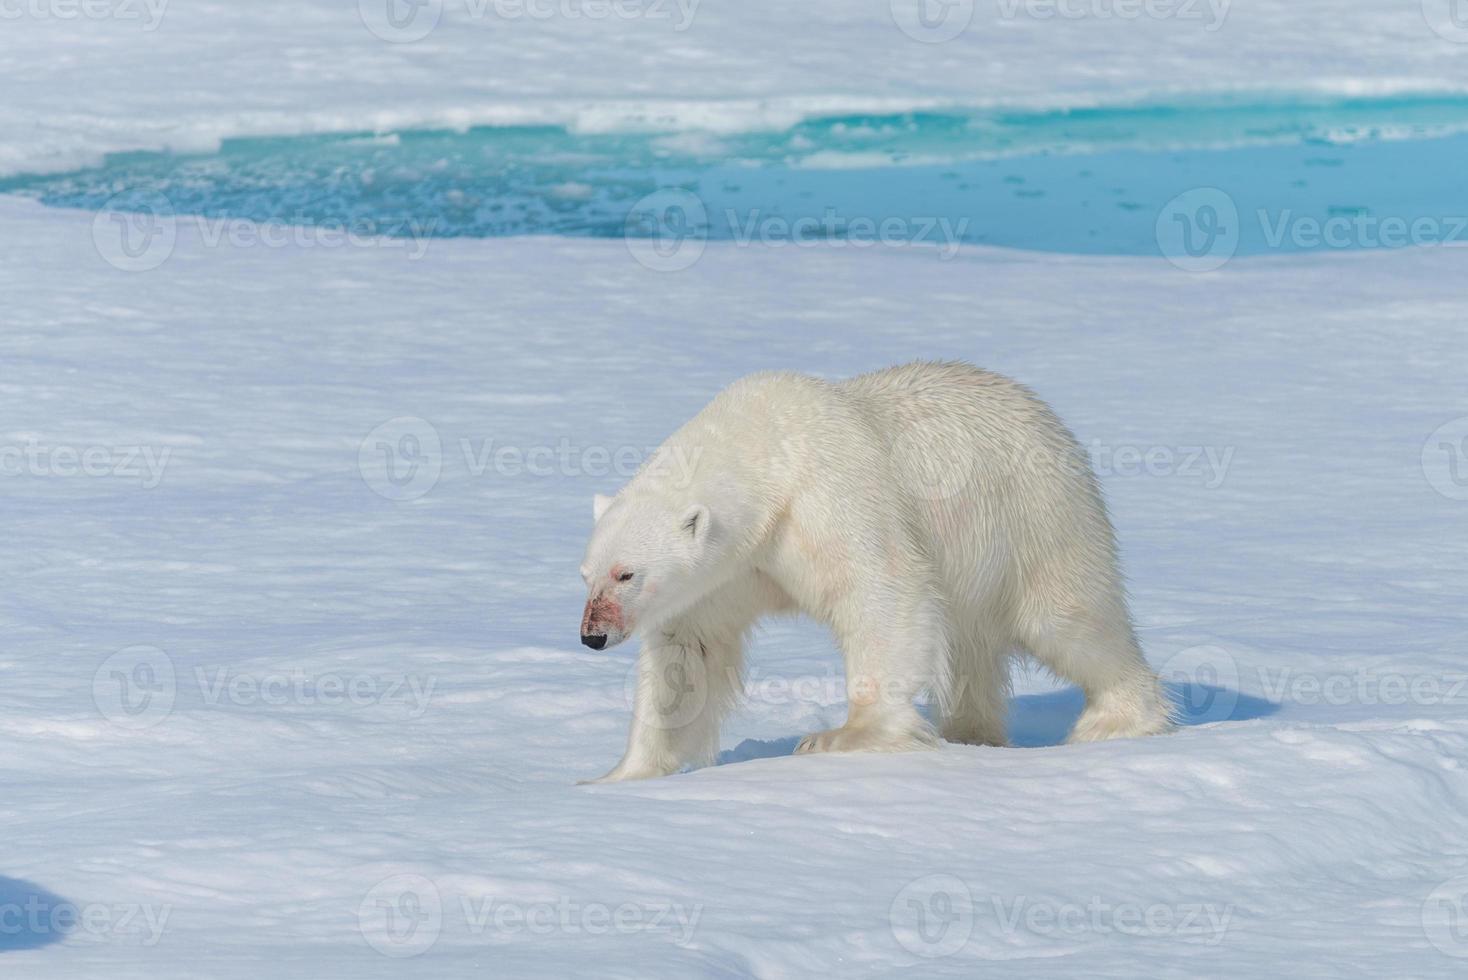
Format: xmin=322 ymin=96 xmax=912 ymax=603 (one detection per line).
xmin=580 ymin=592 xmax=627 ymax=650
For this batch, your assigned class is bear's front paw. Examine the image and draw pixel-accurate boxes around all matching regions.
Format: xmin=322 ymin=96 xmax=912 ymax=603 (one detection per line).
xmin=578 ymin=769 xmax=646 ymax=785
xmin=794 ymin=723 xmax=938 ymax=755
xmin=578 ymin=760 xmax=679 ymax=784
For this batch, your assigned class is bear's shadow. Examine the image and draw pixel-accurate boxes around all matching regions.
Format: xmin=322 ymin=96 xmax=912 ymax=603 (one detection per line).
xmin=0 ymin=876 xmax=70 ymax=952
xmin=717 ymin=683 xmax=1279 ymax=765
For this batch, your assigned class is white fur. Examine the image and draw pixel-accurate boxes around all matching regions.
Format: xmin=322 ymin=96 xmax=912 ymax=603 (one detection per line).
xmin=579 ymin=361 xmax=1173 ymax=782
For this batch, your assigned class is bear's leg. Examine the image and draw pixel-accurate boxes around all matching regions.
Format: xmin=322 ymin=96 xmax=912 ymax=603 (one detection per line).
xmin=587 ymin=575 xmax=785 ymax=783
xmin=939 ymin=617 xmax=1012 ymax=747
xmin=586 ymin=624 xmax=745 ymax=783
xmin=794 ymin=584 xmax=944 ymax=756
xmin=1020 ymin=601 xmax=1174 ymax=743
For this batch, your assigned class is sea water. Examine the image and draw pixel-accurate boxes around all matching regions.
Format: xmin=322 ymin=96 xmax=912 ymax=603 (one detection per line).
xmin=4 ymin=93 xmax=1466 ymax=259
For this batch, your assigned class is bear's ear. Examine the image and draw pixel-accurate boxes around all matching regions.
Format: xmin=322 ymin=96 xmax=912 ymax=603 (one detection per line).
xmin=681 ymin=503 xmax=709 ymax=541
xmin=593 ymin=493 xmax=614 ymax=522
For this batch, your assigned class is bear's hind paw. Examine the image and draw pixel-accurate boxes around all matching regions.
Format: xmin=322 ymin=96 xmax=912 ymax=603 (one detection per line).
xmin=794 ymin=723 xmax=938 ymax=756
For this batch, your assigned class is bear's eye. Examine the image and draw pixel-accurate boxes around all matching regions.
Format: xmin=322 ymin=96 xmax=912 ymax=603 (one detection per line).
xmin=617 ymin=570 xmax=635 ymax=582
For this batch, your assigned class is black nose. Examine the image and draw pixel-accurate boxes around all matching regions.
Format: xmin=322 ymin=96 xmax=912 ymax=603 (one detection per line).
xmin=581 ymin=634 xmax=607 ymax=650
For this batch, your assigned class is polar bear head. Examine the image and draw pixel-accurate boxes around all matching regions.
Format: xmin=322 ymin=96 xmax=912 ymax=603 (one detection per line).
xmin=578 ymin=490 xmax=712 ymax=650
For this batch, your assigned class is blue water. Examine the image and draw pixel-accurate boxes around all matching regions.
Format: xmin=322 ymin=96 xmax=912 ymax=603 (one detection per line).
xmin=4 ymin=94 xmax=1467 ymax=258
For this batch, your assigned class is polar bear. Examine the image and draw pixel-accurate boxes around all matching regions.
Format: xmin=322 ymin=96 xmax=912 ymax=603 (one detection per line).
xmin=579 ymin=361 xmax=1172 ymax=782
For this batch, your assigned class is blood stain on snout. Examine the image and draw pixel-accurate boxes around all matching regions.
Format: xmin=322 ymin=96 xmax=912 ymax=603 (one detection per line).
xmin=582 ymin=593 xmax=626 ymax=635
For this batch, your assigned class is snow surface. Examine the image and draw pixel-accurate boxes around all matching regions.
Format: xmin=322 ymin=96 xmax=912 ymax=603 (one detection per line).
xmin=3 ymin=194 xmax=1468 ymax=976
xmin=5 ymin=0 xmax=1468 ymax=176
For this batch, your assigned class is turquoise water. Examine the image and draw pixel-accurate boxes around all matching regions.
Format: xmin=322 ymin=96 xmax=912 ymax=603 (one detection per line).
xmin=5 ymin=94 xmax=1468 ymax=258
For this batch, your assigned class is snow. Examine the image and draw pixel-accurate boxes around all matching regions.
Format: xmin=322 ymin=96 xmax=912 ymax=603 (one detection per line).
xmin=6 ymin=1 xmax=1468 ymax=972
xmin=3 ymin=193 xmax=1468 ymax=976
xmin=5 ymin=0 xmax=1468 ymax=176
